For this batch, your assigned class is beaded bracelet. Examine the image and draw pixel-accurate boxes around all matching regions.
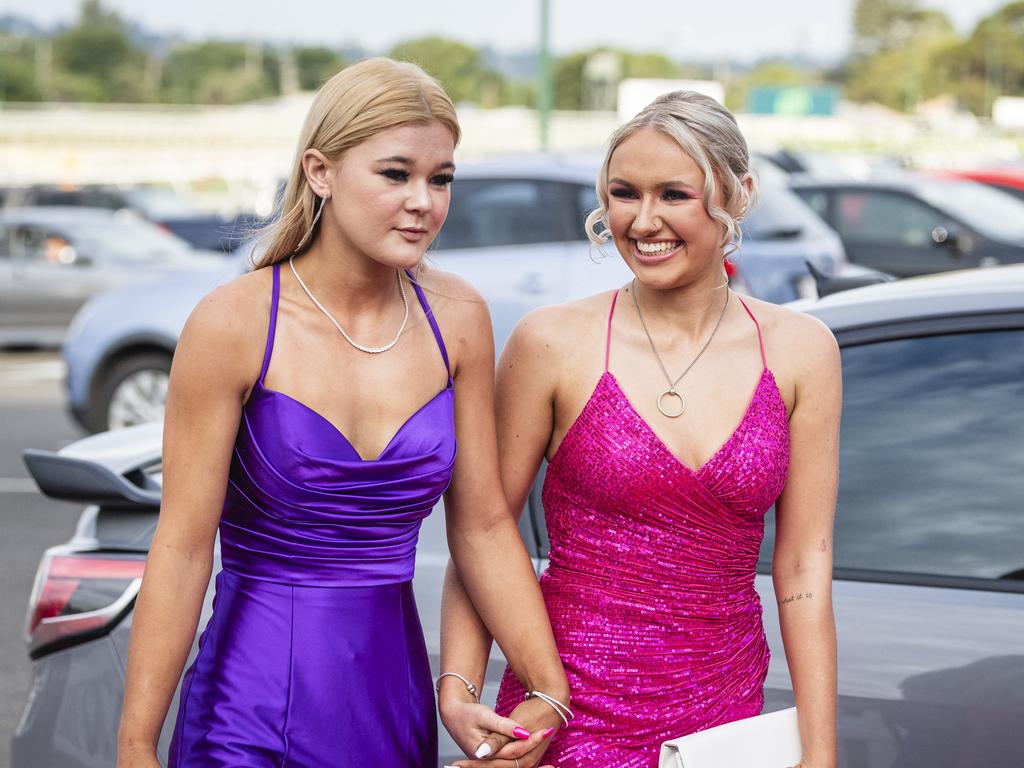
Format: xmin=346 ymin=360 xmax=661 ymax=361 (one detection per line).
xmin=525 ymin=690 xmax=574 ymax=728
xmin=435 ymin=672 xmax=480 ymax=702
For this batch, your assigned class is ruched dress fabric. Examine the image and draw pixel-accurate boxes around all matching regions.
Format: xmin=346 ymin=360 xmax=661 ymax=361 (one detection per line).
xmin=169 ymin=263 xmax=455 ymax=768
xmin=496 ymin=291 xmax=790 ymax=768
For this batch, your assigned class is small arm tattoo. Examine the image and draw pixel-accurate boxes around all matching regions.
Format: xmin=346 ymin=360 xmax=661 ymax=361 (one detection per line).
xmin=778 ymin=592 xmax=813 ymax=606
xmin=818 ymin=538 xmax=828 ymax=553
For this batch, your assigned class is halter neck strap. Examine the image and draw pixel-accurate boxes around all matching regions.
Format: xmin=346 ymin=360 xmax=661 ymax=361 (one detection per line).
xmin=259 ymin=263 xmax=282 ymax=383
xmin=605 ymin=289 xmax=620 ymax=372
xmin=406 ymin=271 xmax=451 ymax=381
xmin=736 ymin=296 xmax=767 ymax=369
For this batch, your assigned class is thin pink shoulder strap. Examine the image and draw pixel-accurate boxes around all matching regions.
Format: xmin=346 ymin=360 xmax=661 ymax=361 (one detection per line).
xmin=604 ymin=289 xmax=620 ymax=372
xmin=736 ymin=296 xmax=767 ymax=369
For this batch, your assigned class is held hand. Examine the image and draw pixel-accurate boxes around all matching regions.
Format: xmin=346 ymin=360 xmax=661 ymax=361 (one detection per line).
xmin=446 ymin=697 xmax=561 ymax=768
xmin=439 ymin=688 xmax=531 ymax=761
xmin=442 ymin=696 xmax=561 ymax=768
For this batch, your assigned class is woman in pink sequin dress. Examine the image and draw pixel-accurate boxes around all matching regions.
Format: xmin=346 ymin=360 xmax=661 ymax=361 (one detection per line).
xmin=440 ymin=92 xmax=839 ymax=768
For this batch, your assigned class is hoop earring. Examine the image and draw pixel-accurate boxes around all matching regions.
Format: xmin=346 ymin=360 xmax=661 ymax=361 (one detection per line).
xmin=293 ymin=195 xmax=327 ymax=254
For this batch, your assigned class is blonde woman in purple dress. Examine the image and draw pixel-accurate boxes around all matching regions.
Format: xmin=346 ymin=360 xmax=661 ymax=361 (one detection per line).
xmin=440 ymin=92 xmax=839 ymax=768
xmin=116 ymin=58 xmax=568 ymax=768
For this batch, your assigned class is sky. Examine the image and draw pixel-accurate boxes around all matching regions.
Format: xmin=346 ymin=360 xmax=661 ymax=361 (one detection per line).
xmin=0 ymin=0 xmax=1011 ymax=62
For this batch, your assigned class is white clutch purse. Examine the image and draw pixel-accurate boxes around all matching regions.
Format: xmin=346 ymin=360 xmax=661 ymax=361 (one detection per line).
xmin=659 ymin=707 xmax=801 ymax=768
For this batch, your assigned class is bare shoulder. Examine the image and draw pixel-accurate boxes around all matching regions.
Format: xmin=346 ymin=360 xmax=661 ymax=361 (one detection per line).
xmin=740 ymin=296 xmax=838 ymax=364
xmin=414 ymin=265 xmax=487 ymax=324
xmin=507 ymin=290 xmax=616 ymax=367
xmin=176 ymin=267 xmax=271 ymax=385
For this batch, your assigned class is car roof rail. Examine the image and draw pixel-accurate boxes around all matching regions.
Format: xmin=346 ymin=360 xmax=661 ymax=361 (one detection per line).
xmin=22 ymin=449 xmax=161 ymax=510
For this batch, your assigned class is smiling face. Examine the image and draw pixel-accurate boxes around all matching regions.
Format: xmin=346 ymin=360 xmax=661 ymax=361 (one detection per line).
xmin=312 ymin=120 xmax=456 ymax=271
xmin=606 ymin=126 xmax=729 ymax=289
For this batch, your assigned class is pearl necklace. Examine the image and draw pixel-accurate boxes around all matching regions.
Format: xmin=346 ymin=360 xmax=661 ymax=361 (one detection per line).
xmin=289 ymin=256 xmax=409 ymax=354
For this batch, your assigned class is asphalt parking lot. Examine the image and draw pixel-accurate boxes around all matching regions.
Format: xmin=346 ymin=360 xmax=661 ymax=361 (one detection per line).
xmin=0 ymin=351 xmax=85 ymax=768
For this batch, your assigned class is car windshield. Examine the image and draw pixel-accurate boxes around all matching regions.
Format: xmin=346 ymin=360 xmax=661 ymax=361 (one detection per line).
xmin=125 ymin=187 xmax=199 ymax=219
xmin=915 ymin=180 xmax=1024 ymax=241
xmin=70 ymin=217 xmax=194 ymax=261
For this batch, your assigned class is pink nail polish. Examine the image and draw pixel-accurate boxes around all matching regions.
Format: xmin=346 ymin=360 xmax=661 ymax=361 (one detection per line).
xmin=513 ymin=726 xmax=531 ymax=739
xmin=542 ymin=727 xmax=557 ymax=738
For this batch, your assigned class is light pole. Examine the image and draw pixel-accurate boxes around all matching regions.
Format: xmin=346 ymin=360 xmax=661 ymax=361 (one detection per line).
xmin=538 ymin=0 xmax=552 ymax=151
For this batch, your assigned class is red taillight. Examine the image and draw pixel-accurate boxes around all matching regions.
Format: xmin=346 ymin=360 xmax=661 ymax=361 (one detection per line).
xmin=25 ymin=550 xmax=146 ymax=658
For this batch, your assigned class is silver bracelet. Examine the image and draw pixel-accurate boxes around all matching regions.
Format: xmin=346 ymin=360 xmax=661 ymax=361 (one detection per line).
xmin=525 ymin=690 xmax=574 ymax=727
xmin=435 ymin=672 xmax=479 ymax=702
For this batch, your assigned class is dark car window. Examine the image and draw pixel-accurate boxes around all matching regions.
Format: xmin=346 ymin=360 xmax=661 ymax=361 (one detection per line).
xmin=7 ymin=225 xmax=73 ymax=264
xmin=438 ymin=179 xmax=568 ymax=250
xmin=833 ymin=191 xmax=947 ymax=247
xmin=761 ymin=329 xmax=1024 ymax=582
xmin=30 ymin=188 xmax=125 ymax=210
xmin=915 ymin=180 xmax=1024 ymax=241
xmin=575 ymin=184 xmax=601 ymax=241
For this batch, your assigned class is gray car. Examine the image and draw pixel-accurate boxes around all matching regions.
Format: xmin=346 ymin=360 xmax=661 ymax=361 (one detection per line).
xmin=15 ymin=265 xmax=1024 ymax=767
xmin=0 ymin=208 xmax=221 ymax=348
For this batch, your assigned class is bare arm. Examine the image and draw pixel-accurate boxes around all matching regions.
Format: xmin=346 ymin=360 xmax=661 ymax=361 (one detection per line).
xmin=117 ymin=283 xmax=262 ymax=765
xmin=772 ymin=317 xmax=841 ymax=768
xmin=440 ymin=305 xmax=566 ymax=761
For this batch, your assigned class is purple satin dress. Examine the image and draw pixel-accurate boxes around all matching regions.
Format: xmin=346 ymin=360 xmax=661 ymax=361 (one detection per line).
xmin=169 ymin=263 xmax=455 ymax=767
xmin=496 ymin=290 xmax=790 ymax=767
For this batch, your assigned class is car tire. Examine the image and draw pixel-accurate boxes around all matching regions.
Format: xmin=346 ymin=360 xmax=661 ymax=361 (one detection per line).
xmin=89 ymin=352 xmax=172 ymax=433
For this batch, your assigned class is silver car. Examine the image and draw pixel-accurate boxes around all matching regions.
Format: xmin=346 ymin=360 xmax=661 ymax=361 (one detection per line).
xmin=0 ymin=208 xmax=221 ymax=348
xmin=15 ymin=265 xmax=1024 ymax=767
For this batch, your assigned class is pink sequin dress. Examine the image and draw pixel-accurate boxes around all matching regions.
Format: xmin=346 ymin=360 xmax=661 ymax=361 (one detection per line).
xmin=495 ymin=290 xmax=790 ymax=767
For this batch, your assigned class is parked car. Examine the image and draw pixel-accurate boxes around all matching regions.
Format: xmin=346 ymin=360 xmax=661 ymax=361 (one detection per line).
xmin=16 ymin=265 xmax=1024 ymax=767
xmin=0 ymin=208 xmax=222 ymax=348
xmin=4 ymin=184 xmax=257 ymax=253
xmin=789 ymin=175 xmax=1024 ymax=277
xmin=63 ymin=156 xmax=859 ymax=433
xmin=928 ymin=166 xmax=1024 ymax=203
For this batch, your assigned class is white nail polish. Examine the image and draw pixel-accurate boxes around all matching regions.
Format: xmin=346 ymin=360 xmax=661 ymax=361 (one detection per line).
xmin=474 ymin=743 xmax=493 ymax=758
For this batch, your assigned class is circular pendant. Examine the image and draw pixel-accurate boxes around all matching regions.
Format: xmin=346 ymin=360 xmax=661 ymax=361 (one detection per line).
xmin=657 ymin=389 xmax=685 ymax=418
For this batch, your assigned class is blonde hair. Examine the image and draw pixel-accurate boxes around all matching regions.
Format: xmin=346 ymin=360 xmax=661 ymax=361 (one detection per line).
xmin=253 ymin=57 xmax=461 ymax=269
xmin=585 ymin=90 xmax=756 ymax=257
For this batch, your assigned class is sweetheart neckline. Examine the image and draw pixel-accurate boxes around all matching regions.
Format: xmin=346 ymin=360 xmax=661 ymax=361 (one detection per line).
xmin=252 ymin=380 xmax=453 ymax=463
xmin=549 ymin=368 xmax=785 ymax=478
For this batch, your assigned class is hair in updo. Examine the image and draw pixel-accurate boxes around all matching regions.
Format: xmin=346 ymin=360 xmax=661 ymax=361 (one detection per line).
xmin=585 ymin=90 xmax=756 ymax=257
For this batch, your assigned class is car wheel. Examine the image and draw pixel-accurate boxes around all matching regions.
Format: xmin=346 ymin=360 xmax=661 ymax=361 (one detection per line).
xmin=91 ymin=353 xmax=172 ymax=432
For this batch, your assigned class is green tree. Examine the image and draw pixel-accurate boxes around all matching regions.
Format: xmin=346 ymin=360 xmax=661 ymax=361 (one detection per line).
xmin=621 ymin=52 xmax=678 ymax=79
xmin=51 ymin=0 xmax=148 ymax=101
xmin=846 ymin=3 xmax=956 ymax=110
xmin=389 ymin=36 xmax=503 ymax=105
xmin=852 ymin=0 xmax=927 ymax=56
xmin=162 ymin=41 xmax=276 ymax=104
xmin=295 ymin=46 xmax=345 ymax=90
xmin=553 ymin=48 xmax=682 ymax=110
xmin=0 ymin=36 xmax=42 ymax=101
xmin=934 ymin=1 xmax=1024 ymax=115
xmin=553 ymin=51 xmax=589 ymax=109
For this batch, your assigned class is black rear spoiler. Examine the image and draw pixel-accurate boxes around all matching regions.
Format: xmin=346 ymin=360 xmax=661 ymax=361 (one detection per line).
xmin=22 ymin=449 xmax=162 ymax=510
xmin=807 ymin=261 xmax=896 ymax=297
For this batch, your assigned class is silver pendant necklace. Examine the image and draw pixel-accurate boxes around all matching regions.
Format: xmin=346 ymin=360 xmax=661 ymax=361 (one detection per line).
xmin=289 ymin=256 xmax=409 ymax=354
xmin=632 ymin=278 xmax=730 ymax=418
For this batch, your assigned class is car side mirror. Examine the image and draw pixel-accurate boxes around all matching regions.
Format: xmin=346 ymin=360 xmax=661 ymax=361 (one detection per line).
xmin=70 ymin=251 xmax=94 ymax=267
xmin=932 ymin=225 xmax=961 ymax=250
